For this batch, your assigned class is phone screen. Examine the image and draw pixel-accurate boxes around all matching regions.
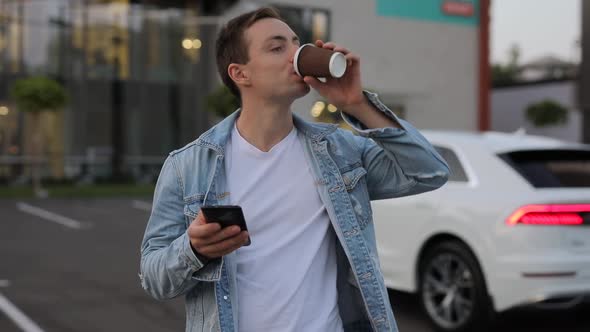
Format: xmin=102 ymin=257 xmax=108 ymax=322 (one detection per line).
xmin=200 ymin=205 xmax=251 ymax=246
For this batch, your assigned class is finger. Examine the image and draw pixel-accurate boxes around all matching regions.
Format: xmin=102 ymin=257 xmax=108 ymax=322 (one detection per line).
xmin=194 ymin=211 xmax=206 ymax=225
xmin=198 ymin=225 xmax=242 ymax=246
xmin=315 ymin=39 xmax=324 ymax=47
xmin=344 ymin=53 xmax=360 ymax=67
xmin=209 ymin=237 xmax=250 ymax=257
xmin=199 ymin=232 xmax=249 ymax=256
xmin=322 ymin=42 xmax=336 ymax=50
xmin=188 ymin=221 xmax=221 ymax=239
xmin=214 ymin=232 xmax=250 ymax=256
xmin=344 ymin=52 xmax=359 ymax=60
xmin=303 ymin=76 xmax=328 ymax=94
xmin=333 ymin=47 xmax=350 ymax=55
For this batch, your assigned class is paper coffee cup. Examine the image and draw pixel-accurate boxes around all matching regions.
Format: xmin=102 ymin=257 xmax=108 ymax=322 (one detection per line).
xmin=294 ymin=43 xmax=347 ymax=79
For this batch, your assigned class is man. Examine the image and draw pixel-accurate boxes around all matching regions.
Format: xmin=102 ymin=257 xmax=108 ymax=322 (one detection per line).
xmin=140 ymin=7 xmax=449 ymax=332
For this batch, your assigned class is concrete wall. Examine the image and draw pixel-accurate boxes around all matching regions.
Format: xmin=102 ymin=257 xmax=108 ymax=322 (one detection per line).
xmin=491 ymin=81 xmax=581 ymax=142
xmin=230 ymin=0 xmax=480 ymax=130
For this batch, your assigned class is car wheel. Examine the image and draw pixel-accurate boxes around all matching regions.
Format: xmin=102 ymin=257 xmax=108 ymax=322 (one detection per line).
xmin=418 ymin=241 xmax=493 ymax=332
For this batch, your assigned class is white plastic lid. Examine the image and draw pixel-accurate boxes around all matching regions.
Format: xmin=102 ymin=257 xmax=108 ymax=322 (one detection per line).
xmin=293 ymin=43 xmax=313 ymax=77
xmin=329 ymin=52 xmax=347 ymax=78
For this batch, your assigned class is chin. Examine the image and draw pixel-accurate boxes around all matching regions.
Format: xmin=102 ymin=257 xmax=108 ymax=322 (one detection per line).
xmin=268 ymin=83 xmax=310 ymax=102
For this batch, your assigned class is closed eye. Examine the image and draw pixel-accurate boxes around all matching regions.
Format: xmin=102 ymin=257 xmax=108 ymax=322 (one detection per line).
xmin=271 ymin=46 xmax=284 ymax=53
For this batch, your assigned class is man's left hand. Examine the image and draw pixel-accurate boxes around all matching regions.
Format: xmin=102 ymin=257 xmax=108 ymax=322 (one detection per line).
xmin=303 ymin=40 xmax=366 ymax=114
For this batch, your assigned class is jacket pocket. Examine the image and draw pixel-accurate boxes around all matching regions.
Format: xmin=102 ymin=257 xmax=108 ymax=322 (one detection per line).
xmin=183 ymin=196 xmax=205 ymax=227
xmin=341 ymin=166 xmax=372 ymax=230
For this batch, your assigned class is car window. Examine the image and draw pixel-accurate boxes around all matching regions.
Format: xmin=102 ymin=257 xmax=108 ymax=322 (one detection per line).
xmin=434 ymin=146 xmax=469 ymax=182
xmin=499 ymin=149 xmax=590 ymax=188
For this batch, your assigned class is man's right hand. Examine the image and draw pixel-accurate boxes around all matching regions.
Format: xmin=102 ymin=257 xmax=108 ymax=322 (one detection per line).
xmin=187 ymin=211 xmax=250 ymax=260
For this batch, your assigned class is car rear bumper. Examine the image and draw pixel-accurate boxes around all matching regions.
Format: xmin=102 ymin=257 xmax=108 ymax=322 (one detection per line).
xmin=490 ymin=256 xmax=590 ymax=312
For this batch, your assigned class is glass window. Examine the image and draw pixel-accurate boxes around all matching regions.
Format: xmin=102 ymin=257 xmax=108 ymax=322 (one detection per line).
xmin=0 ymin=0 xmax=243 ymax=182
xmin=499 ymin=149 xmax=590 ymax=188
xmin=434 ymin=145 xmax=469 ymax=182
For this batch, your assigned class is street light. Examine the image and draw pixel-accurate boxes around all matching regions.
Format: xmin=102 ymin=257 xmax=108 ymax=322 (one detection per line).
xmin=182 ymin=38 xmax=202 ymax=50
xmin=192 ymin=39 xmax=202 ymax=49
xmin=182 ymin=38 xmax=192 ymax=49
xmin=311 ymin=101 xmax=325 ymax=118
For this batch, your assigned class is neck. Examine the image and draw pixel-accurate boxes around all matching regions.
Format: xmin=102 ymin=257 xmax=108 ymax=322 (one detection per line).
xmin=236 ymin=96 xmax=294 ymax=152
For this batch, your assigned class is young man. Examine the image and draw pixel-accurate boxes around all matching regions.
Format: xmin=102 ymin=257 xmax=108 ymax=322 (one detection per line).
xmin=140 ymin=7 xmax=449 ymax=332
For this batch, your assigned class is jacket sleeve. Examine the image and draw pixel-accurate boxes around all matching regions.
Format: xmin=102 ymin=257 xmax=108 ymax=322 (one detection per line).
xmin=341 ymin=91 xmax=450 ymax=200
xmin=139 ymin=155 xmax=222 ymax=300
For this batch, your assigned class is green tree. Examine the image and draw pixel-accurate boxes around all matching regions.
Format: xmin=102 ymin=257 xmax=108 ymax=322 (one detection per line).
xmin=491 ymin=64 xmax=519 ymax=86
xmin=10 ymin=76 xmax=68 ymax=196
xmin=491 ymin=44 xmax=521 ymax=86
xmin=525 ymin=99 xmax=568 ymax=127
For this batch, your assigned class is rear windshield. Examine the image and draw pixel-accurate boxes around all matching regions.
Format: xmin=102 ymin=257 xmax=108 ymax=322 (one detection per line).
xmin=499 ymin=149 xmax=590 ymax=188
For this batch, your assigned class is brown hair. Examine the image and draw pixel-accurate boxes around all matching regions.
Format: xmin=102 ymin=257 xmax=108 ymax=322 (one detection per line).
xmin=215 ymin=7 xmax=285 ymax=97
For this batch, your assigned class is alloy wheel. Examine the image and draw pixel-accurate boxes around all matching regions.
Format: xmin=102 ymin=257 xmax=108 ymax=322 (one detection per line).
xmin=421 ymin=252 xmax=475 ymax=330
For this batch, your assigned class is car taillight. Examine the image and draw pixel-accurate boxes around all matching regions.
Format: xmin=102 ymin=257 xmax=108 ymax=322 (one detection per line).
xmin=506 ymin=204 xmax=590 ymax=226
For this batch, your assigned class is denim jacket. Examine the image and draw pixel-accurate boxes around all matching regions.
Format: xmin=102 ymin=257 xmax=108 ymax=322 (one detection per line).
xmin=140 ymin=91 xmax=449 ymax=332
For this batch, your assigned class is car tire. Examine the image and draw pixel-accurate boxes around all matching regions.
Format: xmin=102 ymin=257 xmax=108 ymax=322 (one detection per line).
xmin=418 ymin=240 xmax=494 ymax=332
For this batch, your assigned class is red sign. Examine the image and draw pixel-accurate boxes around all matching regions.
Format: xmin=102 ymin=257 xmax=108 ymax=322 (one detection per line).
xmin=442 ymin=1 xmax=475 ymax=17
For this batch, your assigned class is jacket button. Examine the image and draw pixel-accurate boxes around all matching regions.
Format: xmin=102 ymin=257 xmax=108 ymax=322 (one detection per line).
xmin=223 ymin=296 xmax=228 ymax=301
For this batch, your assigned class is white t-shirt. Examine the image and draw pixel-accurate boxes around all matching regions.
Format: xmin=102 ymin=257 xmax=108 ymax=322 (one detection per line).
xmin=225 ymin=123 xmax=343 ymax=332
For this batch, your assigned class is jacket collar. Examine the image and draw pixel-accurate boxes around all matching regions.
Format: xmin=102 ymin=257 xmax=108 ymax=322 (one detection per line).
xmin=196 ymin=109 xmax=338 ymax=154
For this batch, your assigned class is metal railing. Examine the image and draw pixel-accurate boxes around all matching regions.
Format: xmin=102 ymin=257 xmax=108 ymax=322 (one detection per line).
xmin=0 ymin=154 xmax=165 ymax=184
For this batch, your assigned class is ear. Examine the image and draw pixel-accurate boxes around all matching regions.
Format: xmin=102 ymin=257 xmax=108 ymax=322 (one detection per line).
xmin=228 ymin=63 xmax=251 ymax=89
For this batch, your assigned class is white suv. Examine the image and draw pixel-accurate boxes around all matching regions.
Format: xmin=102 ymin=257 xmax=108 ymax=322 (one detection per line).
xmin=374 ymin=130 xmax=590 ymax=332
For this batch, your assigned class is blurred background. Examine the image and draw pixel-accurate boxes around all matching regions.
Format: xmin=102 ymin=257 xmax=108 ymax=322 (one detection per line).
xmin=0 ymin=1 xmax=589 ymax=332
xmin=0 ymin=0 xmax=586 ymax=186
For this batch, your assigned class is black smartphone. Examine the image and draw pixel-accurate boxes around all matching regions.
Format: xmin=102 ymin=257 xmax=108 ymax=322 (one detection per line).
xmin=200 ymin=205 xmax=251 ymax=246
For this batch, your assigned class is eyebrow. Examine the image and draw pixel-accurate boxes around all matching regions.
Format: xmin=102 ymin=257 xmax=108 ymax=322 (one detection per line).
xmin=264 ymin=35 xmax=300 ymax=45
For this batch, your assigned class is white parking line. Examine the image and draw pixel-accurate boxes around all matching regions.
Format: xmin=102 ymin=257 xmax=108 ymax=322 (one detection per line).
xmin=132 ymin=200 xmax=152 ymax=212
xmin=16 ymin=202 xmax=86 ymax=230
xmin=0 ymin=292 xmax=45 ymax=332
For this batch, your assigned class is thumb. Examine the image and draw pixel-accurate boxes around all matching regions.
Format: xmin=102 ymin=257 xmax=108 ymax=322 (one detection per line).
xmin=303 ymin=76 xmax=327 ymax=94
xmin=195 ymin=211 xmax=206 ymax=225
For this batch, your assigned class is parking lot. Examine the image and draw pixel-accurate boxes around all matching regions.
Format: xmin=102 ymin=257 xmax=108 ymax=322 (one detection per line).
xmin=1 ymin=199 xmax=588 ymax=332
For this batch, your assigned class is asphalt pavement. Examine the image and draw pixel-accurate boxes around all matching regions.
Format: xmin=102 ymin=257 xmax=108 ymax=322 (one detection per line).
xmin=0 ymin=199 xmax=588 ymax=332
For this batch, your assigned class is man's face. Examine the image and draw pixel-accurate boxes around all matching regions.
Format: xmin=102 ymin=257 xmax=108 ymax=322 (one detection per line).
xmin=240 ymin=18 xmax=310 ymax=101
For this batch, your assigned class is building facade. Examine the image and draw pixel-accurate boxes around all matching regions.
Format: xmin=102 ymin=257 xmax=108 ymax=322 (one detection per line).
xmin=492 ymin=80 xmax=582 ymax=142
xmin=266 ymin=0 xmax=485 ymax=132
xmin=0 ymin=0 xmax=488 ymax=181
xmin=0 ymin=0 xmax=236 ymax=180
